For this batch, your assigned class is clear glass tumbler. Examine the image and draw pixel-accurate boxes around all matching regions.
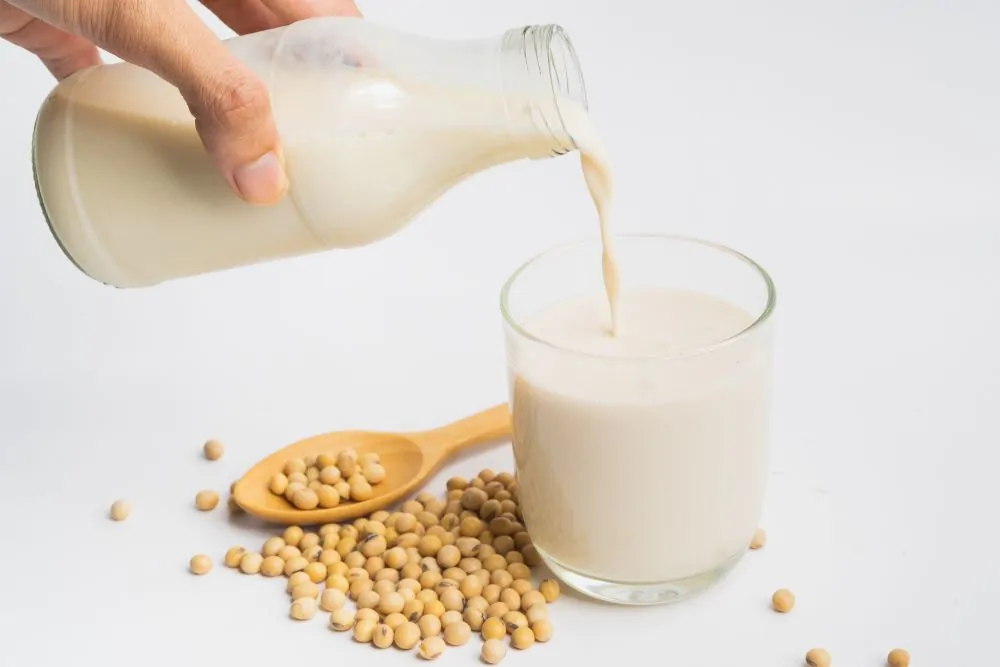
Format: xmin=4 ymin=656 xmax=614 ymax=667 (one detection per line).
xmin=501 ymin=234 xmax=776 ymax=605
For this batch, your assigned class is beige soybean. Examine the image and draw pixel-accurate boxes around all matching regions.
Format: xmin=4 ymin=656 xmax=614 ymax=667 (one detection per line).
xmin=277 ymin=545 xmax=301 ymax=561
xmin=269 ymin=473 xmax=288 ymax=495
xmin=417 ymin=589 xmax=439 ymax=606
xmin=283 ymin=458 xmax=306 ymax=476
xmin=499 ymin=588 xmax=521 ymax=611
xmin=284 ymin=556 xmax=309 ymax=577
xmin=539 ymin=579 xmax=560 ymax=602
xmin=372 ymin=623 xmax=394 ymax=649
xmin=195 ymin=490 xmax=219 ymax=511
xmin=398 ymin=578 xmax=422 ymax=596
xmin=418 ymin=635 xmax=445 ymax=660
xmin=360 ymin=534 xmax=388 ymax=558
xmin=750 ymin=527 xmax=767 ymax=550
xmin=532 ymin=620 xmax=552 ymax=642
xmin=503 ymin=611 xmax=528 ymax=632
xmin=481 ymin=638 xmax=506 ymax=664
xmin=298 ymin=532 xmax=319 ymax=551
xmin=805 ymin=648 xmax=831 ymax=667
xmin=290 ymin=597 xmax=318 ymax=621
xmin=483 ymin=584 xmax=502 ymax=604
xmin=239 ymin=552 xmax=264 ymax=574
xmin=383 ymin=612 xmax=407 ymax=631
xmin=345 ymin=551 xmax=366 ymax=569
xmin=203 ymin=439 xmax=224 ymax=460
xmin=317 ymin=485 xmax=341 ymax=508
xmin=482 ymin=555 xmax=507 ymax=573
xmin=302 ymin=545 xmax=323 ymax=562
xmin=486 ymin=602 xmax=509 ymax=619
xmin=330 ymin=608 xmax=356 ymax=631
xmin=521 ymin=544 xmax=542 ymax=567
xmin=189 ymin=554 xmax=212 ymax=575
xmin=490 ymin=569 xmax=513 ymax=590
xmin=349 ymin=579 xmax=373 ymax=601
xmin=286 ymin=572 xmax=311 ymax=592
xmin=363 ymin=463 xmax=387 ymax=485
xmin=319 ymin=549 xmax=342 ymax=567
xmin=321 ymin=588 xmax=347 ymax=611
xmin=520 ymin=590 xmax=545 ymax=611
xmin=463 ymin=608 xmax=486 ymax=631
xmin=443 ymin=621 xmax=472 ymax=646
xmin=356 ymin=608 xmax=380 ymax=624
xmin=378 ymin=591 xmax=406 ymax=616
xmin=440 ymin=588 xmax=465 ymax=613
xmin=402 ymin=599 xmax=425 ymax=622
xmin=440 ymin=610 xmax=463 ymax=629
xmin=304 ymin=561 xmax=327 ymax=583
xmin=510 ymin=579 xmax=532 ymax=597
xmin=466 ymin=596 xmax=489 ymax=614
xmin=319 ymin=465 xmax=342 ymax=485
xmin=326 ymin=573 xmax=350 ymax=593
xmin=261 ymin=537 xmax=285 ymax=557
xmin=459 ymin=557 xmax=482 ymax=573
xmin=282 ymin=525 xmax=304 ymax=546
xmin=507 ymin=563 xmax=530 ymax=581
xmin=353 ymin=619 xmax=377 ymax=643
xmin=373 ymin=579 xmax=397 ymax=597
xmin=436 ymin=545 xmax=461 ymax=569
xmin=424 ymin=600 xmax=446 ymax=618
xmin=772 ymin=588 xmax=795 ymax=613
xmin=292 ymin=488 xmax=319 ymax=510
xmin=511 ymin=625 xmax=535 ymax=649
xmin=526 ymin=605 xmax=547 ymax=624
xmin=390 ymin=621 xmax=419 ymax=649
xmin=356 ymin=590 xmax=380 ymax=610
xmin=290 ymin=581 xmax=319 ymax=600
xmin=887 ymin=649 xmax=910 ymax=667
xmin=481 ymin=616 xmax=506 ymax=641
xmin=224 ymin=546 xmax=246 ymax=568
xmin=442 ymin=567 xmax=466 ymax=582
xmin=418 ymin=614 xmax=442 ymax=638
xmin=261 ymin=556 xmax=284 ymax=577
xmin=459 ymin=576 xmax=483 ymax=599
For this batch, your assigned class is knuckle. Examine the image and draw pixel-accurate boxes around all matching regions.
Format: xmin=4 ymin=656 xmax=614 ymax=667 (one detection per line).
xmin=210 ymin=72 xmax=271 ymax=126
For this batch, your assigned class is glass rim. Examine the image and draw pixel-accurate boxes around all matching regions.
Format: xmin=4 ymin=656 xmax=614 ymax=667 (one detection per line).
xmin=499 ymin=233 xmax=777 ymax=362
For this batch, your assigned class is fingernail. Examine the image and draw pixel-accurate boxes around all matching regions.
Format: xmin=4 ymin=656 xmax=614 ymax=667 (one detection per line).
xmin=233 ymin=151 xmax=288 ymax=205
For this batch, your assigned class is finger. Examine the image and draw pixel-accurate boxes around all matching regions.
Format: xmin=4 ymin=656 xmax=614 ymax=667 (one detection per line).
xmin=201 ymin=0 xmax=361 ymax=36
xmin=257 ymin=0 xmax=362 ymax=22
xmin=89 ymin=0 xmax=288 ymax=205
xmin=198 ymin=0 xmax=281 ymax=35
xmin=0 ymin=4 xmax=100 ymax=79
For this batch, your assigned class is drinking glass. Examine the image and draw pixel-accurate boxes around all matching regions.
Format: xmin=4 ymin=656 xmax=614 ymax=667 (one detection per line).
xmin=500 ymin=234 xmax=776 ymax=605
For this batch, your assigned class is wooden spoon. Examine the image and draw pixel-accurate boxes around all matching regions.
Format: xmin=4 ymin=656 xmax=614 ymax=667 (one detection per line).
xmin=232 ymin=404 xmax=511 ymax=525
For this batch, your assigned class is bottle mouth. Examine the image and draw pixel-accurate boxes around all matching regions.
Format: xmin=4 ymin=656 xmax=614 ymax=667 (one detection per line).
xmin=542 ymin=26 xmax=589 ymax=114
xmin=501 ymin=24 xmax=589 ymax=155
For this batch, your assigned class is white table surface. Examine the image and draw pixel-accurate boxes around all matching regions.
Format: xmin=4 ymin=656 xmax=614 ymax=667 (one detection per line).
xmin=0 ymin=1 xmax=996 ymax=665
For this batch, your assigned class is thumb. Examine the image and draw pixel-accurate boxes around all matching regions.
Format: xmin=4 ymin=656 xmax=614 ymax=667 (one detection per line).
xmin=93 ymin=1 xmax=288 ymax=204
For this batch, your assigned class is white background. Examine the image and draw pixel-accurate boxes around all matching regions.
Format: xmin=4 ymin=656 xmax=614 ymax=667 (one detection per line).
xmin=0 ymin=0 xmax=996 ymax=665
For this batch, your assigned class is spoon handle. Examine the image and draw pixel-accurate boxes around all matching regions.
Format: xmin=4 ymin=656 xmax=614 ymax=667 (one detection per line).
xmin=412 ymin=403 xmax=511 ymax=455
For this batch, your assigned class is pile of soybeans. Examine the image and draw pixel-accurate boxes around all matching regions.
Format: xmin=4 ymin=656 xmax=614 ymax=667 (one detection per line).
xmin=220 ymin=455 xmax=555 ymax=663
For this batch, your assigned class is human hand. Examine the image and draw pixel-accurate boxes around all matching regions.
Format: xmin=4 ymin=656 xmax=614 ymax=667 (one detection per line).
xmin=1 ymin=0 xmax=362 ymax=204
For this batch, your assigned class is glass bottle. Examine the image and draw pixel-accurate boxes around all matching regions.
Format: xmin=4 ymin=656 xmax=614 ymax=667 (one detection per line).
xmin=31 ymin=18 xmax=588 ymax=288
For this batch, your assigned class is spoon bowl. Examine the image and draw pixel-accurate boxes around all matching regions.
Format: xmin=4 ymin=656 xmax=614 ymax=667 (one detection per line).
xmin=232 ymin=404 xmax=511 ymax=525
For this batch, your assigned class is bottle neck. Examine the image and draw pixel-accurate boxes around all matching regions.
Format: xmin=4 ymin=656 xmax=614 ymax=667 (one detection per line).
xmin=500 ymin=25 xmax=588 ymax=157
